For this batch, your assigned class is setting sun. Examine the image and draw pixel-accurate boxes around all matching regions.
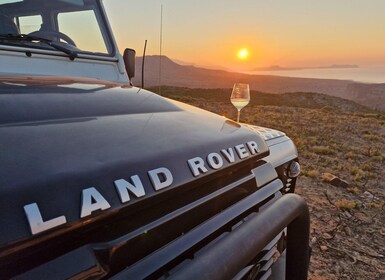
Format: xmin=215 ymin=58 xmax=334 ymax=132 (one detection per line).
xmin=238 ymin=48 xmax=249 ymax=60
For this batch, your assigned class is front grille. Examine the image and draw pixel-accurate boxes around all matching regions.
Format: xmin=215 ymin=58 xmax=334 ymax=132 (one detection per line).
xmin=110 ymin=162 xmax=287 ymax=280
xmin=15 ymin=160 xmax=292 ymax=280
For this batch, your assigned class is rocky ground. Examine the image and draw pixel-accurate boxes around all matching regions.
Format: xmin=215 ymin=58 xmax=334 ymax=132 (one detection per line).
xmin=159 ymin=87 xmax=385 ymax=280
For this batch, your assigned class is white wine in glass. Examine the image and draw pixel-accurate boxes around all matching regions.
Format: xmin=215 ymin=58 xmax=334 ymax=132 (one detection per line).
xmin=231 ymin=83 xmax=250 ymax=122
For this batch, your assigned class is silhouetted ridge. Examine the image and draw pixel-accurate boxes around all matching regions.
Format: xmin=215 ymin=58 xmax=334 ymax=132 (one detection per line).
xmin=133 ymin=55 xmax=385 ymax=111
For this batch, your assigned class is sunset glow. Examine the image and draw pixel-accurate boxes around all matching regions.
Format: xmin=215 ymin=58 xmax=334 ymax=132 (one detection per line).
xmin=104 ymin=0 xmax=385 ymax=70
xmin=238 ymin=49 xmax=249 ymax=60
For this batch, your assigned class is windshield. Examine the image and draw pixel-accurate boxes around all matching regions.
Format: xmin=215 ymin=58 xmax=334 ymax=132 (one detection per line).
xmin=0 ymin=0 xmax=112 ymax=55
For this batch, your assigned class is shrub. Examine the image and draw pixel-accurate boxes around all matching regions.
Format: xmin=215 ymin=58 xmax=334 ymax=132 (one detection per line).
xmin=303 ymin=169 xmax=319 ymax=178
xmin=349 ymin=167 xmax=366 ymax=180
xmin=335 ymin=198 xmax=358 ymax=210
xmin=347 ymin=187 xmax=360 ymax=194
xmin=313 ymin=146 xmax=336 ymax=155
xmin=345 ymin=151 xmax=363 ymax=160
xmin=372 ymin=155 xmax=384 ymax=162
xmin=362 ymin=162 xmax=373 ymax=171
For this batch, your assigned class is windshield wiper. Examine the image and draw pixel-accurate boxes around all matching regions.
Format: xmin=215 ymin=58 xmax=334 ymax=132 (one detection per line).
xmin=0 ymin=34 xmax=78 ymax=60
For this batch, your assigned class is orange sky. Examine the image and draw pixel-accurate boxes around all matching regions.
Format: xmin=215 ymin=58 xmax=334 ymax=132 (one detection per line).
xmin=104 ymin=0 xmax=385 ymax=71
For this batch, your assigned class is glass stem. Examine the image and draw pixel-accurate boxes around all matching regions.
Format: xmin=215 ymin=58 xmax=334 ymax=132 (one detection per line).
xmin=237 ymin=109 xmax=240 ymax=122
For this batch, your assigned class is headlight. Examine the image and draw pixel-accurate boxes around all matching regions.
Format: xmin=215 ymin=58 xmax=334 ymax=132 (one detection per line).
xmin=287 ymin=161 xmax=301 ymax=178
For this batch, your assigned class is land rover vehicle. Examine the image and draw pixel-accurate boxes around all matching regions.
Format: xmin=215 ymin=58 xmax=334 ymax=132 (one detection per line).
xmin=0 ymin=0 xmax=309 ymax=279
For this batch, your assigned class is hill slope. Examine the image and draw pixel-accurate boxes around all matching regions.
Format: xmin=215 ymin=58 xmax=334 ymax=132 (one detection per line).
xmin=152 ymin=86 xmax=372 ymax=113
xmin=160 ymin=90 xmax=385 ymax=280
xmin=133 ymin=56 xmax=385 ymax=111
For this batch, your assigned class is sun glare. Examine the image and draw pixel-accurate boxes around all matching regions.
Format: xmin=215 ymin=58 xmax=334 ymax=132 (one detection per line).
xmin=238 ymin=48 xmax=249 ymax=60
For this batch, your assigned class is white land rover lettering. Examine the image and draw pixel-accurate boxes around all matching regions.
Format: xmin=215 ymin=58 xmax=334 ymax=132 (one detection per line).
xmin=188 ymin=141 xmax=260 ymax=177
xmin=23 ymin=142 xmax=256 ymax=235
xmin=23 ymin=166 xmax=174 ymax=235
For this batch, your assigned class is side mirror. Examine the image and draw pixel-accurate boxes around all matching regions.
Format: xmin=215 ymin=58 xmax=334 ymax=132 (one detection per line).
xmin=123 ymin=48 xmax=136 ymax=82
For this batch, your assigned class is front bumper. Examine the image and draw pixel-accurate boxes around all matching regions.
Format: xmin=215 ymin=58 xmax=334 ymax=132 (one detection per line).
xmin=111 ymin=194 xmax=310 ymax=280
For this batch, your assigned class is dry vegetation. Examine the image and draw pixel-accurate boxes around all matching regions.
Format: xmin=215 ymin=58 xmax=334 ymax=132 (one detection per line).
xmin=155 ymin=86 xmax=385 ymax=280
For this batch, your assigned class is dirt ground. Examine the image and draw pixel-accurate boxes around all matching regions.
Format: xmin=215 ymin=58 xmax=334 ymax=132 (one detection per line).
xmin=243 ymin=106 xmax=384 ymax=280
xmin=165 ymin=91 xmax=385 ymax=280
xmin=298 ymin=177 xmax=385 ymax=280
xmin=248 ymin=107 xmax=385 ymax=280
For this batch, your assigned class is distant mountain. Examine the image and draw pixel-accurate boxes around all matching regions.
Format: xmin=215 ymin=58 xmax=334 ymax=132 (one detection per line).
xmin=253 ymin=64 xmax=359 ymax=71
xmin=170 ymin=58 xmax=230 ymax=71
xmin=325 ymin=64 xmax=359 ymax=69
xmin=253 ymin=65 xmax=299 ymax=71
xmin=133 ymin=56 xmax=384 ymax=111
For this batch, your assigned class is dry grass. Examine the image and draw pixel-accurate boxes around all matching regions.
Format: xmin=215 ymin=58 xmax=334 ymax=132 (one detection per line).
xmin=335 ymin=198 xmax=358 ymax=210
xmin=303 ymin=169 xmax=320 ymax=178
xmin=159 ymin=87 xmax=385 ymax=280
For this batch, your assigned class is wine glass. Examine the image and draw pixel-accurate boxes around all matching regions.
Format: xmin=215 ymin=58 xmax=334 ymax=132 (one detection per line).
xmin=231 ymin=83 xmax=250 ymax=122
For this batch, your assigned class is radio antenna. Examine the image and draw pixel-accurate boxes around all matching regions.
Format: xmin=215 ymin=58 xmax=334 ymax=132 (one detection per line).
xmin=158 ymin=3 xmax=163 ymax=95
xmin=142 ymin=39 xmax=147 ymax=89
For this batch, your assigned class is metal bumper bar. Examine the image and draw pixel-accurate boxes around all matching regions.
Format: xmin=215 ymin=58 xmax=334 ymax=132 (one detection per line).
xmin=170 ymin=193 xmax=310 ymax=280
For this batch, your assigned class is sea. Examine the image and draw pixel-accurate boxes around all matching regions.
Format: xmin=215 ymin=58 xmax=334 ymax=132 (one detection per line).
xmin=247 ymin=67 xmax=385 ymax=84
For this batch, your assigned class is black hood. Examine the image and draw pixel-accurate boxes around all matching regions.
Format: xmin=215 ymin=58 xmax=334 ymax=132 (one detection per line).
xmin=0 ymin=78 xmax=268 ymax=249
